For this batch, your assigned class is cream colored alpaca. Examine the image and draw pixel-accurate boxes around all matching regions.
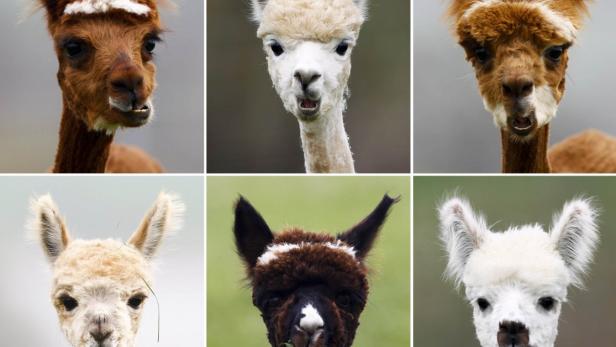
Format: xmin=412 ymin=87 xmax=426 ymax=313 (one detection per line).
xmin=29 ymin=192 xmax=184 ymax=347
xmin=250 ymin=0 xmax=369 ymax=173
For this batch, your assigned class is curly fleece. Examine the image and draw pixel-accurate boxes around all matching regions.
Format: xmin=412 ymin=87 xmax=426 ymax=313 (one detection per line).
xmin=256 ymin=0 xmax=366 ymax=41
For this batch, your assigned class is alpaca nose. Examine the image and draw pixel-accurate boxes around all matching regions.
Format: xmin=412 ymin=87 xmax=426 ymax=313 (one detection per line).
xmin=90 ymin=329 xmax=112 ymax=343
xmin=108 ymin=60 xmax=146 ymax=109
xmin=497 ymin=321 xmax=530 ymax=347
xmin=294 ymin=69 xmax=321 ymax=91
xmin=502 ymin=78 xmax=534 ymax=100
xmin=298 ymin=304 xmax=324 ymax=333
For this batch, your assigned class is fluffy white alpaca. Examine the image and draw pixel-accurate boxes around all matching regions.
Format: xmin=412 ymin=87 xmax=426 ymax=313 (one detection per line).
xmin=250 ymin=0 xmax=368 ymax=173
xmin=438 ymin=197 xmax=599 ymax=347
xmin=28 ymin=192 xmax=184 ymax=347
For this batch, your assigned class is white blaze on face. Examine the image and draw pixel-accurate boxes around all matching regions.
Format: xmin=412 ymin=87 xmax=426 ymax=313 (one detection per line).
xmin=64 ymin=0 xmax=151 ymax=16
xmin=300 ymin=304 xmax=324 ymax=333
xmin=256 ymin=241 xmax=357 ymax=266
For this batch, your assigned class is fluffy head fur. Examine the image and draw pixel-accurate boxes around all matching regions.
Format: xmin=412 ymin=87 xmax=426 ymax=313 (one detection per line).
xmin=233 ymin=194 xmax=397 ymax=347
xmin=37 ymin=0 xmax=164 ymax=134
xmin=28 ymin=192 xmax=184 ymax=347
xmin=447 ymin=0 xmax=589 ymax=142
xmin=438 ymin=197 xmax=599 ymax=347
xmin=250 ymin=0 xmax=367 ymax=124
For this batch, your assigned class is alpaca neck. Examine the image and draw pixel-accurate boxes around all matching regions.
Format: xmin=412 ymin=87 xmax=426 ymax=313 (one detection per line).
xmin=298 ymin=106 xmax=355 ymax=173
xmin=500 ymin=124 xmax=551 ymax=173
xmin=53 ymin=106 xmax=113 ymax=173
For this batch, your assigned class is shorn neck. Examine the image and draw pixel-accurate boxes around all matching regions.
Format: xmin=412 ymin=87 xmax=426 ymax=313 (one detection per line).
xmin=500 ymin=124 xmax=551 ymax=173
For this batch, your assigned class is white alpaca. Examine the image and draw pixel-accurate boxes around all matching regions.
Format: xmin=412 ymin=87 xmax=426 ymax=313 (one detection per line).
xmin=28 ymin=192 xmax=184 ymax=347
xmin=438 ymin=197 xmax=599 ymax=347
xmin=250 ymin=0 xmax=369 ymax=173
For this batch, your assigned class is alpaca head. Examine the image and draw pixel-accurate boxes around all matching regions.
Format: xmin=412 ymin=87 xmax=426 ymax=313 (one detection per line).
xmin=250 ymin=0 xmax=368 ymax=122
xmin=447 ymin=0 xmax=589 ymax=141
xmin=29 ymin=192 xmax=184 ymax=347
xmin=37 ymin=0 xmax=166 ymax=134
xmin=438 ymin=197 xmax=599 ymax=347
xmin=233 ymin=194 xmax=396 ymax=347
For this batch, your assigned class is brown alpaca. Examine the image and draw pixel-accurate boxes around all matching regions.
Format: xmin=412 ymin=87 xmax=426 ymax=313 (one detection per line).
xmin=37 ymin=0 xmax=166 ymax=173
xmin=447 ymin=0 xmax=616 ymax=173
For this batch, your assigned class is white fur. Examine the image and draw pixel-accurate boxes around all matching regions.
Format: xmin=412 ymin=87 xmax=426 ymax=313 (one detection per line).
xmin=462 ymin=0 xmax=577 ymax=42
xmin=483 ymin=85 xmax=558 ymax=130
xmin=257 ymin=241 xmax=356 ymax=266
xmin=439 ymin=197 xmax=599 ymax=347
xmin=299 ymin=304 xmax=324 ymax=332
xmin=254 ymin=0 xmax=365 ymax=173
xmin=64 ymin=0 xmax=151 ymax=16
xmin=92 ymin=117 xmax=122 ymax=135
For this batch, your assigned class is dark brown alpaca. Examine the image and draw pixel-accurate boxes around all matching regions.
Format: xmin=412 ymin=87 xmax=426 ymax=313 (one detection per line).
xmin=37 ymin=0 xmax=166 ymax=173
xmin=233 ymin=195 xmax=397 ymax=347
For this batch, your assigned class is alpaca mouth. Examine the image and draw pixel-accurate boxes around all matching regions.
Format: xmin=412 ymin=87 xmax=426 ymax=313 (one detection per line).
xmin=115 ymin=103 xmax=152 ymax=127
xmin=298 ymin=97 xmax=320 ymax=119
xmin=507 ymin=111 xmax=536 ymax=137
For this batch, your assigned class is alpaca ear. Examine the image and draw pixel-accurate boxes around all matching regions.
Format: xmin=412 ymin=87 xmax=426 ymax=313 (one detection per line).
xmin=337 ymin=194 xmax=398 ymax=260
xmin=438 ymin=197 xmax=487 ymax=286
xmin=128 ymin=192 xmax=185 ymax=259
xmin=549 ymin=199 xmax=599 ymax=287
xmin=233 ymin=197 xmax=274 ymax=268
xmin=353 ymin=0 xmax=369 ymax=16
xmin=28 ymin=195 xmax=72 ymax=263
xmin=249 ymin=0 xmax=268 ymax=23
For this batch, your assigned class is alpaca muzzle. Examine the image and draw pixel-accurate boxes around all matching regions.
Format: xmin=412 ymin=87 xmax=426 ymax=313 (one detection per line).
xmin=497 ymin=321 xmax=530 ymax=347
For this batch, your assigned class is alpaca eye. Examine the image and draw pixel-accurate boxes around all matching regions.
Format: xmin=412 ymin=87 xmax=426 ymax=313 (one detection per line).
xmin=63 ymin=40 xmax=85 ymax=59
xmin=270 ymin=42 xmax=284 ymax=56
xmin=545 ymin=46 xmax=564 ymax=62
xmin=477 ymin=297 xmax=490 ymax=311
xmin=336 ymin=42 xmax=349 ymax=56
xmin=474 ymin=46 xmax=490 ymax=64
xmin=336 ymin=293 xmax=352 ymax=309
xmin=538 ymin=296 xmax=556 ymax=310
xmin=60 ymin=294 xmax=78 ymax=312
xmin=144 ymin=39 xmax=156 ymax=53
xmin=127 ymin=294 xmax=146 ymax=309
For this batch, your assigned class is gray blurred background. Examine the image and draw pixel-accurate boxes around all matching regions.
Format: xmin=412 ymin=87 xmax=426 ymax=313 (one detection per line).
xmin=414 ymin=1 xmax=616 ymax=173
xmin=207 ymin=0 xmax=410 ymax=173
xmin=414 ymin=176 xmax=616 ymax=346
xmin=0 ymin=176 xmax=204 ymax=346
xmin=0 ymin=0 xmax=203 ymax=173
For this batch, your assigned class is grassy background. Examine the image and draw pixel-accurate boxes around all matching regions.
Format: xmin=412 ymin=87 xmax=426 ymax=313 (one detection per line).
xmin=414 ymin=176 xmax=616 ymax=346
xmin=207 ymin=176 xmax=410 ymax=346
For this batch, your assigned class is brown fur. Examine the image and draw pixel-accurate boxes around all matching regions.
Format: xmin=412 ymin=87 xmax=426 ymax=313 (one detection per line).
xmin=501 ymin=125 xmax=550 ymax=173
xmin=447 ymin=0 xmax=616 ymax=173
xmin=549 ymin=129 xmax=616 ymax=172
xmin=39 ymin=1 xmax=164 ymax=173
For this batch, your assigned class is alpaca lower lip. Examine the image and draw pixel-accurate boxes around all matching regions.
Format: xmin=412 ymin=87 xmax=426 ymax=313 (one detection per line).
xmin=507 ymin=113 xmax=536 ymax=136
xmin=117 ymin=106 xmax=151 ymax=125
xmin=298 ymin=98 xmax=320 ymax=117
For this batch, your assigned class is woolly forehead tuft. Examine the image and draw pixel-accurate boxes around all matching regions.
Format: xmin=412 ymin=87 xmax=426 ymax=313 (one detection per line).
xmin=457 ymin=2 xmax=577 ymax=45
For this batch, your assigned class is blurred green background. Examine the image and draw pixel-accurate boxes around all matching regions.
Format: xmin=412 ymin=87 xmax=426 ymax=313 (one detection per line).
xmin=414 ymin=177 xmax=616 ymax=346
xmin=207 ymin=1 xmax=410 ymax=173
xmin=207 ymin=176 xmax=410 ymax=346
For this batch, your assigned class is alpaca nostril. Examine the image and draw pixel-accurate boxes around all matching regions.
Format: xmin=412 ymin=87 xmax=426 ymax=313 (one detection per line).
xmin=502 ymin=79 xmax=534 ymax=99
xmin=90 ymin=330 xmax=112 ymax=343
xmin=294 ymin=70 xmax=321 ymax=91
xmin=498 ymin=321 xmax=530 ymax=347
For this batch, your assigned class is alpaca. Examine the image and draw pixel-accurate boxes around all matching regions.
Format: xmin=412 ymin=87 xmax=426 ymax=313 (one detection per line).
xmin=447 ymin=0 xmax=616 ymax=173
xmin=249 ymin=0 xmax=369 ymax=173
xmin=36 ymin=0 xmax=168 ymax=173
xmin=233 ymin=194 xmax=397 ymax=346
xmin=438 ymin=197 xmax=599 ymax=347
xmin=29 ymin=192 xmax=184 ymax=347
